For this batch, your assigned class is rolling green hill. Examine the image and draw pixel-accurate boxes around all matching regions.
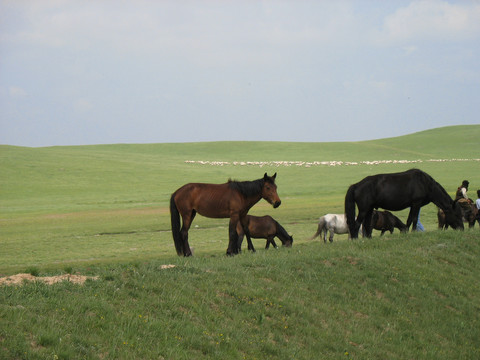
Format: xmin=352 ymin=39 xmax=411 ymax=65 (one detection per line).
xmin=0 ymin=124 xmax=479 ymax=270
xmin=0 ymin=125 xmax=479 ymax=359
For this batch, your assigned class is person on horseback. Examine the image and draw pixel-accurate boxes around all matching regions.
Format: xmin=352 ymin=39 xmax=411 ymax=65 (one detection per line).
xmin=455 ymin=180 xmax=473 ymax=220
xmin=455 ymin=180 xmax=470 ymax=201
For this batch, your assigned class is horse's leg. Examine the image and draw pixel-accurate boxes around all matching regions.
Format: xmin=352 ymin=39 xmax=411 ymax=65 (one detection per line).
xmin=227 ymin=217 xmax=240 ymax=256
xmin=407 ymin=207 xmax=420 ymax=231
xmin=237 ymin=227 xmax=245 ymax=252
xmin=179 ymin=210 xmax=196 ymax=257
xmin=469 ymin=218 xmax=475 ymax=228
xmin=386 ymin=223 xmax=394 ymax=235
xmin=328 ymin=227 xmax=334 ymax=243
xmin=239 ymin=216 xmax=256 ymax=253
xmin=362 ymin=210 xmax=374 ymax=238
xmin=265 ymin=236 xmax=277 ymax=249
xmin=246 ymin=234 xmax=255 ymax=252
xmin=272 ymin=238 xmax=278 ymax=249
xmin=353 ymin=210 xmax=367 ymax=239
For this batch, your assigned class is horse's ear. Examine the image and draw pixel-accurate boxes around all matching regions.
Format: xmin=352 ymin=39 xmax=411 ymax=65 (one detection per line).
xmin=264 ymin=172 xmax=277 ymax=181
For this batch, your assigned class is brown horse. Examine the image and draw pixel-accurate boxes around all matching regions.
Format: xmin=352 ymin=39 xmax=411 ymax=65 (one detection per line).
xmin=438 ymin=201 xmax=478 ymax=229
xmin=236 ymin=215 xmax=293 ymax=250
xmin=371 ymin=210 xmax=408 ymax=236
xmin=170 ymin=173 xmax=281 ymax=256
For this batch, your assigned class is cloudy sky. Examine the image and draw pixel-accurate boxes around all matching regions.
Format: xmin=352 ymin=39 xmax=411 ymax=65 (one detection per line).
xmin=1 ymin=0 xmax=479 ymax=147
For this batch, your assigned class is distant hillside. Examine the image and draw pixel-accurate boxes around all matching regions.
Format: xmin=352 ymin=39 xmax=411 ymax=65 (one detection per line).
xmin=363 ymin=125 xmax=479 ymax=159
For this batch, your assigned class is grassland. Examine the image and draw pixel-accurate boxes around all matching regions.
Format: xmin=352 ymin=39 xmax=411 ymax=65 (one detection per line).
xmin=0 ymin=125 xmax=479 ymax=359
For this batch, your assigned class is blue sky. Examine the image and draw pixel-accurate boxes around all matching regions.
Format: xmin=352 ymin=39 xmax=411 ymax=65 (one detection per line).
xmin=1 ymin=0 xmax=479 ymax=147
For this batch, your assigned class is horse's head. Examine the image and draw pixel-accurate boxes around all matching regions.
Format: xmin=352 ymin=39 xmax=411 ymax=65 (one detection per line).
xmin=446 ymin=201 xmax=465 ymax=230
xmin=282 ymin=235 xmax=293 ymax=248
xmin=262 ymin=173 xmax=281 ymax=208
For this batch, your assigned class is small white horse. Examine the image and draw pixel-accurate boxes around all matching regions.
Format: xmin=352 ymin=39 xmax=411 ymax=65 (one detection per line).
xmin=310 ymin=214 xmax=360 ymax=243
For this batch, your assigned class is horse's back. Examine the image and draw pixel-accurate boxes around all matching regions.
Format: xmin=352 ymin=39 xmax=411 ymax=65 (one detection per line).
xmin=324 ymin=214 xmax=348 ymax=232
xmin=173 ymin=182 xmax=237 ymax=218
xmin=355 ymin=169 xmax=433 ymax=211
xmin=247 ymin=215 xmax=276 ymax=237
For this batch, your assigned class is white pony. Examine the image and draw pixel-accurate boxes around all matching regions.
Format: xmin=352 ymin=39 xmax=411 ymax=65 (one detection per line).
xmin=310 ymin=214 xmax=361 ymax=243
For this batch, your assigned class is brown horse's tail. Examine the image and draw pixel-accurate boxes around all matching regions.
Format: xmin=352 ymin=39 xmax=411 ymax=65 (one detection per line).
xmin=170 ymin=193 xmax=183 ymax=256
xmin=345 ymin=184 xmax=357 ymax=237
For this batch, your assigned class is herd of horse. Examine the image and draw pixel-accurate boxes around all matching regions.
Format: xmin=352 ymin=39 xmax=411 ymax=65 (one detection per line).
xmin=170 ymin=169 xmax=468 ymax=256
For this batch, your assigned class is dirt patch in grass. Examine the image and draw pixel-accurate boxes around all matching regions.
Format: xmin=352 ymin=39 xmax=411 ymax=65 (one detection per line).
xmin=0 ymin=273 xmax=99 ymax=286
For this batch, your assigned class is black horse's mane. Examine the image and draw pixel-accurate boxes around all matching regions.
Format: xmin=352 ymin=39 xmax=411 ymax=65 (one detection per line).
xmin=228 ymin=178 xmax=265 ymax=197
xmin=415 ymin=168 xmax=453 ymax=203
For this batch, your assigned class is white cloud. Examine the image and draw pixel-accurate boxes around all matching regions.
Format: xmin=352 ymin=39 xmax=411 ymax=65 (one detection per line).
xmin=382 ymin=0 xmax=480 ymax=43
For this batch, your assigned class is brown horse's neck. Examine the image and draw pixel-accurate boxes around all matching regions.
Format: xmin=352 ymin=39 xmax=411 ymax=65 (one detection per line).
xmin=241 ymin=194 xmax=263 ymax=214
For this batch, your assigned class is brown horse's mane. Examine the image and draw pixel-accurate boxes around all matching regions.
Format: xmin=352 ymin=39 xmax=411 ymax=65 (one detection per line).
xmin=227 ymin=178 xmax=264 ymax=198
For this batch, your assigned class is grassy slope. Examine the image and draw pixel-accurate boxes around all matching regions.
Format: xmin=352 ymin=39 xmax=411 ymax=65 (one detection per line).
xmin=0 ymin=125 xmax=479 ymax=359
xmin=1 ymin=125 xmax=479 ymax=271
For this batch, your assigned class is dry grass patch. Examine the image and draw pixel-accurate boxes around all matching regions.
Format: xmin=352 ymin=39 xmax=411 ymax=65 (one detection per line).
xmin=0 ymin=273 xmax=99 ymax=286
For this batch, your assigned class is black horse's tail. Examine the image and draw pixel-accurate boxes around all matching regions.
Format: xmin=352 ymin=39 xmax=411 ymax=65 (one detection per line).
xmin=170 ymin=193 xmax=183 ymax=256
xmin=345 ymin=184 xmax=357 ymax=237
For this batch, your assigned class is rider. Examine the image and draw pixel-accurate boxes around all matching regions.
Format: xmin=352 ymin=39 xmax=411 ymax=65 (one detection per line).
xmin=455 ymin=180 xmax=473 ymax=220
xmin=455 ymin=180 xmax=471 ymax=202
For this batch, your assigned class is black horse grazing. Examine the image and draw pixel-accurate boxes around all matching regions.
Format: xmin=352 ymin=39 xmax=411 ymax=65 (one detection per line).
xmin=236 ymin=215 xmax=293 ymax=250
xmin=170 ymin=173 xmax=281 ymax=256
xmin=345 ymin=169 xmax=464 ymax=238
xmin=371 ymin=210 xmax=408 ymax=236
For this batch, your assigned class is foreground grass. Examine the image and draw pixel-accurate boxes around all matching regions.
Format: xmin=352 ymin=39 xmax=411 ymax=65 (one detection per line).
xmin=1 ymin=126 xmax=479 ymax=359
xmin=1 ymin=231 xmax=479 ymax=359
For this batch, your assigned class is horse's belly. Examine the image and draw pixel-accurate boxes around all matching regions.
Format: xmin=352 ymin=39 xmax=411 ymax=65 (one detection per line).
xmin=376 ymin=202 xmax=408 ymax=211
xmin=197 ymin=207 xmax=231 ymax=219
xmin=192 ymin=194 xmax=235 ymax=219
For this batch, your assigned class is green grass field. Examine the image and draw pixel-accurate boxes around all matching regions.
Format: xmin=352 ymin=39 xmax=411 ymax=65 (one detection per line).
xmin=1 ymin=125 xmax=479 ymax=359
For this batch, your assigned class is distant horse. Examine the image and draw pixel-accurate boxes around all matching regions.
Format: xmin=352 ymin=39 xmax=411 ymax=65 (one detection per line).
xmin=237 ymin=215 xmax=293 ymax=250
xmin=170 ymin=173 xmax=281 ymax=256
xmin=310 ymin=214 xmax=358 ymax=243
xmin=370 ymin=210 xmax=408 ymax=236
xmin=437 ymin=202 xmax=478 ymax=229
xmin=345 ymin=168 xmax=464 ymax=238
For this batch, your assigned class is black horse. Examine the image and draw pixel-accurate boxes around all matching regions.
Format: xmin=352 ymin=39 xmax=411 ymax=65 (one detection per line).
xmin=371 ymin=210 xmax=408 ymax=236
xmin=345 ymin=169 xmax=464 ymax=238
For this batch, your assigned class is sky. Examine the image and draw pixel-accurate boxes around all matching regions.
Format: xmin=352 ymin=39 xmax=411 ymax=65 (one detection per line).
xmin=0 ymin=0 xmax=479 ymax=147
